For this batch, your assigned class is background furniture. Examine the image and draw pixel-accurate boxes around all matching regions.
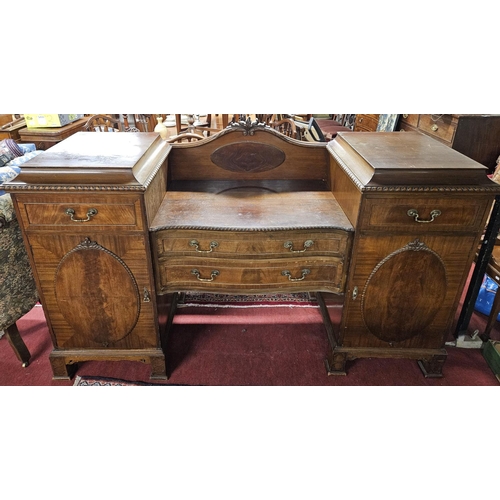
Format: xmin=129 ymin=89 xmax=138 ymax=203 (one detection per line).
xmin=397 ymin=114 xmax=500 ymax=172
xmin=83 ymin=114 xmax=121 ymax=132
xmin=0 ymin=117 xmax=26 ymax=141
xmin=353 ymin=114 xmax=380 ymax=132
xmin=313 ymin=116 xmax=352 ymax=140
xmin=0 ymin=194 xmax=39 ymax=367
xmin=18 ymin=117 xmax=87 ymax=150
xmin=166 ymin=132 xmax=206 ymax=143
xmin=269 ymin=118 xmax=299 ymax=139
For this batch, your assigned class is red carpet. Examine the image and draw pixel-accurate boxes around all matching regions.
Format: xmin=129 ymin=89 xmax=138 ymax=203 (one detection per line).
xmin=1 ymin=298 xmax=499 ymax=386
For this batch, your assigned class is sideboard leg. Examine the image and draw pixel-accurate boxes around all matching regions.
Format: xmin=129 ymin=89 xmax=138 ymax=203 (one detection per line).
xmin=325 ymin=350 xmax=347 ymax=376
xmin=150 ymin=355 xmax=168 ymax=380
xmin=417 ymin=353 xmax=447 ymax=378
xmin=49 ymin=353 xmax=77 ymax=380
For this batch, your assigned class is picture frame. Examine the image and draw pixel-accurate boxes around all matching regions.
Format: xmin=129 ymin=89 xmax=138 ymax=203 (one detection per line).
xmin=376 ymin=114 xmax=400 ymax=132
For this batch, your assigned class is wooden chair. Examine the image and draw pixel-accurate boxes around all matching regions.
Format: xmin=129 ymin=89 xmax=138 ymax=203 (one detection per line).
xmin=133 ymin=114 xmax=168 ymax=132
xmin=175 ymin=114 xmax=214 ymax=135
xmin=0 ymin=194 xmax=39 ymax=367
xmin=166 ymin=132 xmax=206 ymax=143
xmin=83 ymin=114 xmax=121 ymax=132
xmin=270 ymin=118 xmax=298 ymax=139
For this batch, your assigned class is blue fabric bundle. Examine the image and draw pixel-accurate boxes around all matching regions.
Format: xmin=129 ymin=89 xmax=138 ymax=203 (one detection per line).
xmin=474 ymin=274 xmax=500 ymax=321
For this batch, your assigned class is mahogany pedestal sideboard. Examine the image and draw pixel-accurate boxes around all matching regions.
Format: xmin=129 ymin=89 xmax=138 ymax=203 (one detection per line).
xmin=5 ymin=123 xmax=500 ymax=380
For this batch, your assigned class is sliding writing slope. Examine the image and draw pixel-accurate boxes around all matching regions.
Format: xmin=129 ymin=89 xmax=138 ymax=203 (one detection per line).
xmin=5 ymin=132 xmax=171 ymax=379
xmin=327 ymin=131 xmax=500 ymax=376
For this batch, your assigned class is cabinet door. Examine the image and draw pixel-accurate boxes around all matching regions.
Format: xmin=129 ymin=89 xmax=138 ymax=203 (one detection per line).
xmin=28 ymin=232 xmax=157 ymax=350
xmin=340 ymin=233 xmax=478 ymax=349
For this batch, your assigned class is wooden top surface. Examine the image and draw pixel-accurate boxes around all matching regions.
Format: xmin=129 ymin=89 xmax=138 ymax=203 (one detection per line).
xmin=150 ymin=188 xmax=354 ymax=232
xmin=329 ymin=131 xmax=500 ymax=190
xmin=338 ymin=131 xmax=486 ymax=171
xmin=6 ymin=132 xmax=172 ymax=188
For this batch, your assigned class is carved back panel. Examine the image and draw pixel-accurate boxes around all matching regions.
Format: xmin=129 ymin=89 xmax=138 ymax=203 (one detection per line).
xmin=168 ymin=120 xmax=329 ymax=183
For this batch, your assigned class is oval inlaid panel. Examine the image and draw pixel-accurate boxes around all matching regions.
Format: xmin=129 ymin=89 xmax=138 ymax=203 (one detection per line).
xmin=210 ymin=142 xmax=286 ymax=173
xmin=55 ymin=239 xmax=140 ymax=346
xmin=361 ymin=242 xmax=447 ymax=343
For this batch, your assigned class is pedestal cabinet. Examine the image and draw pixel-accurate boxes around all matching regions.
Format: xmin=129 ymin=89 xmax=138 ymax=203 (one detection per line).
xmin=326 ymin=132 xmax=500 ymax=376
xmin=5 ymin=132 xmax=171 ymax=379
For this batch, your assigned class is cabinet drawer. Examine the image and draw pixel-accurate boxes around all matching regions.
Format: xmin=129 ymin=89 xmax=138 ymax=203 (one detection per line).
xmin=363 ymin=196 xmax=488 ymax=232
xmin=157 ymin=256 xmax=347 ymax=294
xmin=399 ymin=114 xmax=419 ymax=127
xmin=17 ymin=198 xmax=143 ymax=230
xmin=417 ymin=115 xmax=456 ymax=144
xmin=354 ymin=114 xmax=379 ymax=132
xmin=155 ymin=229 xmax=350 ymax=259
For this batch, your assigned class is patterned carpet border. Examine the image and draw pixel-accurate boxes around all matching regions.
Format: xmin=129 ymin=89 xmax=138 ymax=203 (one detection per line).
xmin=73 ymin=376 xmax=176 ymax=386
xmin=177 ymin=292 xmax=319 ymax=309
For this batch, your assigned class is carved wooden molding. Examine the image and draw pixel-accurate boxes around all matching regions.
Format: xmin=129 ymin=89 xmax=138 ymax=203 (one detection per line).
xmin=149 ymin=224 xmax=354 ymax=233
xmin=227 ymin=116 xmax=269 ymax=135
xmin=329 ymin=146 xmax=500 ymax=192
xmin=4 ymin=185 xmax=147 ymax=192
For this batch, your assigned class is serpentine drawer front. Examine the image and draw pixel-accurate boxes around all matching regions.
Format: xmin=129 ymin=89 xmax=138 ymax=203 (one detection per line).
xmin=157 ymin=256 xmax=346 ymax=294
xmin=156 ymin=229 xmax=350 ymax=259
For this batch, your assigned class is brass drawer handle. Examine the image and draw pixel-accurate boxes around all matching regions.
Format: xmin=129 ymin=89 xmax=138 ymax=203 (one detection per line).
xmin=402 ymin=114 xmax=409 ymax=118
xmin=189 ymin=239 xmax=218 ymax=253
xmin=191 ymin=269 xmax=220 ymax=282
xmin=407 ymin=209 xmax=441 ymax=223
xmin=284 ymin=240 xmax=314 ymax=253
xmin=65 ymin=207 xmax=98 ymax=222
xmin=431 ymin=124 xmax=439 ymax=131
xmin=281 ymin=269 xmax=311 ymax=282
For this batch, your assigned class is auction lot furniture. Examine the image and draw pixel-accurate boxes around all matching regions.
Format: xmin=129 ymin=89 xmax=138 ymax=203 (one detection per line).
xmin=5 ymin=122 xmax=500 ymax=379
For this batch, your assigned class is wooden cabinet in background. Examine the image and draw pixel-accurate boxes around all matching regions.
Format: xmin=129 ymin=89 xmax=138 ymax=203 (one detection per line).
xmin=353 ymin=114 xmax=380 ymax=132
xmin=397 ymin=114 xmax=500 ymax=172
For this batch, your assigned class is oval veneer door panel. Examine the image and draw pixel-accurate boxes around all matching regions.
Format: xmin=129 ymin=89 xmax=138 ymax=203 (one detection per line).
xmin=55 ymin=238 xmax=140 ymax=346
xmin=361 ymin=240 xmax=447 ymax=343
xmin=210 ymin=142 xmax=286 ymax=173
